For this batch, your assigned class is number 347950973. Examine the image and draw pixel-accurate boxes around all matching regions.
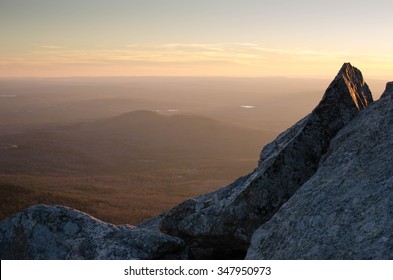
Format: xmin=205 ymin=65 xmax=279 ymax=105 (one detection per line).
xmin=217 ymin=266 xmax=271 ymax=276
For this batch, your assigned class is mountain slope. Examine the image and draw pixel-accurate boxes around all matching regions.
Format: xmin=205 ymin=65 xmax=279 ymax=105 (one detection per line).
xmin=0 ymin=110 xmax=277 ymax=225
xmin=159 ymin=63 xmax=373 ymax=259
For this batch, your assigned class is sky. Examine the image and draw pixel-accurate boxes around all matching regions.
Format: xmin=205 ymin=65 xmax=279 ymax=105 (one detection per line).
xmin=0 ymin=0 xmax=392 ymax=78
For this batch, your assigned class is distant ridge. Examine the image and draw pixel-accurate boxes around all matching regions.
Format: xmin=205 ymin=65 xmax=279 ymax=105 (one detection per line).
xmin=0 ymin=110 xmax=276 ymax=174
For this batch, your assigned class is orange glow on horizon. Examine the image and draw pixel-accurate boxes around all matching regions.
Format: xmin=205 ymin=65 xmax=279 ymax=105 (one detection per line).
xmin=0 ymin=44 xmax=391 ymax=79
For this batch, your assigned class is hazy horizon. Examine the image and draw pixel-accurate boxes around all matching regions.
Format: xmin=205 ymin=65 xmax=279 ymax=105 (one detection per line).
xmin=1 ymin=0 xmax=392 ymax=79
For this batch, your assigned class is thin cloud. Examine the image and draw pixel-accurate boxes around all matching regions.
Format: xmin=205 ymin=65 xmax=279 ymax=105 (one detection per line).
xmin=39 ymin=45 xmax=66 ymax=49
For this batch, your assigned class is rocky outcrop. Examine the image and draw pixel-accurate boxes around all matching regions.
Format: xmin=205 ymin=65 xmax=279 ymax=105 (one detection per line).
xmin=381 ymin=81 xmax=393 ymax=98
xmin=246 ymin=95 xmax=393 ymax=259
xmin=159 ymin=63 xmax=373 ymax=259
xmin=0 ymin=204 xmax=186 ymax=260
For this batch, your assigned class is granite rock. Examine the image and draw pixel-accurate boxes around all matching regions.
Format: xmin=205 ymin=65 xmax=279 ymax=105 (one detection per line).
xmin=246 ymin=95 xmax=393 ymax=259
xmin=0 ymin=204 xmax=186 ymax=259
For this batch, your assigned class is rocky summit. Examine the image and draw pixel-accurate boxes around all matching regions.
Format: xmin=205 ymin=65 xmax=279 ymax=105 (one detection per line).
xmin=0 ymin=204 xmax=186 ymax=259
xmin=0 ymin=63 xmax=391 ymax=260
xmin=158 ymin=63 xmax=373 ymax=259
xmin=246 ymin=92 xmax=393 ymax=259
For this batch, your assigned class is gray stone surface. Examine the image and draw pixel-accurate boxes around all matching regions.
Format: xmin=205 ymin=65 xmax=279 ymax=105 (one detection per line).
xmin=0 ymin=204 xmax=186 ymax=259
xmin=381 ymin=81 xmax=393 ymax=98
xmin=159 ymin=63 xmax=373 ymax=259
xmin=137 ymin=213 xmax=164 ymax=232
xmin=246 ymin=95 xmax=393 ymax=259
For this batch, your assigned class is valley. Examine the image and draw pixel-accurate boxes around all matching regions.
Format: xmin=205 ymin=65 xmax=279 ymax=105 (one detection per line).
xmin=0 ymin=77 xmax=385 ymax=225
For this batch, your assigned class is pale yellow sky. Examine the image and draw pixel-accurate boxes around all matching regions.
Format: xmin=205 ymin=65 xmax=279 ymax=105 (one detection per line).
xmin=1 ymin=0 xmax=392 ymax=78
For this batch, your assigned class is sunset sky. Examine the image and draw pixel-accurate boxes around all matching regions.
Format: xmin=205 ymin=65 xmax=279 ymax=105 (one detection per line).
xmin=1 ymin=0 xmax=392 ymax=78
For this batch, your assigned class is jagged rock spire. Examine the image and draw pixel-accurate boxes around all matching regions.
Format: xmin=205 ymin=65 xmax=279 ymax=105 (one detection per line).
xmin=327 ymin=62 xmax=373 ymax=109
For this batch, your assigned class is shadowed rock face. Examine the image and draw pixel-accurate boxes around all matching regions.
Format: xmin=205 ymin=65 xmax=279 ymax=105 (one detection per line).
xmin=0 ymin=204 xmax=186 ymax=260
xmin=247 ymin=95 xmax=393 ymax=259
xmin=381 ymin=81 xmax=393 ymax=98
xmin=159 ymin=63 xmax=373 ymax=259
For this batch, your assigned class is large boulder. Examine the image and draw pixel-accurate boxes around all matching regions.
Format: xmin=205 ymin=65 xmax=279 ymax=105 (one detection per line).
xmin=159 ymin=63 xmax=373 ymax=259
xmin=0 ymin=204 xmax=186 ymax=259
xmin=247 ymin=94 xmax=393 ymax=259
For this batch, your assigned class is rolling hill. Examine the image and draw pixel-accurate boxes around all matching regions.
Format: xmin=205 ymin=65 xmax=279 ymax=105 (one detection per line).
xmin=0 ymin=110 xmax=276 ymax=174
